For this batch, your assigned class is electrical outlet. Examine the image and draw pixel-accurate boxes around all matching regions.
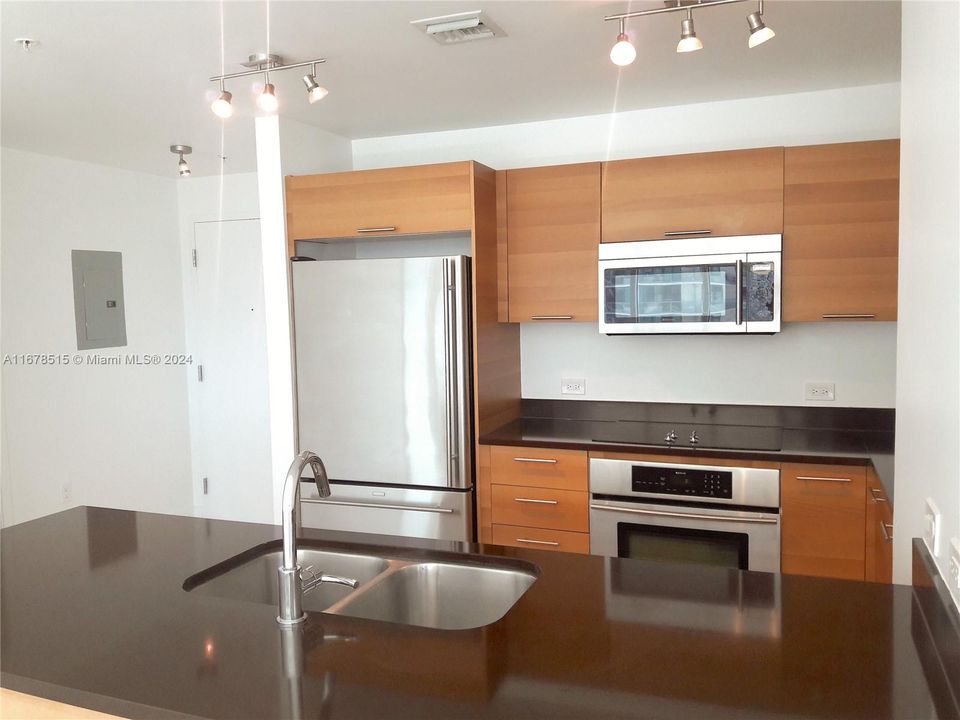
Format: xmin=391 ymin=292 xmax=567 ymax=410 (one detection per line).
xmin=949 ymin=539 xmax=960 ymax=592
xmin=60 ymin=482 xmax=72 ymax=503
xmin=804 ymin=382 xmax=835 ymax=401
xmin=561 ymin=378 xmax=586 ymax=395
xmin=924 ymin=498 xmax=942 ymax=556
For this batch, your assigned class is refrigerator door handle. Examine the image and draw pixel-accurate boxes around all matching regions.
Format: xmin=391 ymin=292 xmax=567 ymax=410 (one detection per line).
xmin=443 ymin=258 xmax=471 ymax=489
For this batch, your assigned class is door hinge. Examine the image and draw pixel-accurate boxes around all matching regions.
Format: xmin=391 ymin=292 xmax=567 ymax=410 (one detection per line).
xmin=197 ymin=364 xmax=204 ymax=382
xmin=191 ymin=249 xmax=198 ymax=268
xmin=202 ymin=477 xmax=209 ymax=495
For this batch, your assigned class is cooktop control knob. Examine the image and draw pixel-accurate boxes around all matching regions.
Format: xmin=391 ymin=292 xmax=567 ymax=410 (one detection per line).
xmin=664 ymin=430 xmax=678 ymax=444
xmin=689 ymin=431 xmax=700 ymax=445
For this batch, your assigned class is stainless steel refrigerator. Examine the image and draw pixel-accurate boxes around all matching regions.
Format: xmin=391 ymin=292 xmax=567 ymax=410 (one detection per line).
xmin=291 ymin=255 xmax=473 ymax=542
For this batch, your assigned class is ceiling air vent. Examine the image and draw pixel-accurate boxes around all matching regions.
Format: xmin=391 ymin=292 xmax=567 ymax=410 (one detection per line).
xmin=410 ymin=11 xmax=504 ymax=45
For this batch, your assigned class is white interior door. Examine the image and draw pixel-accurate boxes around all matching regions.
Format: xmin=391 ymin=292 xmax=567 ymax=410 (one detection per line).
xmin=190 ymin=220 xmax=272 ymax=523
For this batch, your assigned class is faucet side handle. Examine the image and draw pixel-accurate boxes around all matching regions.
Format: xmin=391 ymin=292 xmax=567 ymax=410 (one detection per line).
xmin=301 ymin=565 xmax=360 ymax=594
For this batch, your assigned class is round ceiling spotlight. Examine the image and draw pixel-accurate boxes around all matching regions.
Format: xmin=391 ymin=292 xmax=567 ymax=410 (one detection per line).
xmin=609 ymin=19 xmax=636 ymax=67
xmin=257 ymin=81 xmax=279 ymax=113
xmin=677 ymin=10 xmax=703 ymax=53
xmin=302 ymin=65 xmax=329 ymax=104
xmin=747 ymin=1 xmax=775 ymax=48
xmin=170 ymin=145 xmax=192 ymax=178
xmin=211 ymin=80 xmax=234 ymax=119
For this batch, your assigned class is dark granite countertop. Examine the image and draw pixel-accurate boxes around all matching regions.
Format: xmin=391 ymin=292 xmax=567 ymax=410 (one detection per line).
xmin=479 ymin=401 xmax=896 ymax=502
xmin=1 ymin=506 xmax=950 ymax=719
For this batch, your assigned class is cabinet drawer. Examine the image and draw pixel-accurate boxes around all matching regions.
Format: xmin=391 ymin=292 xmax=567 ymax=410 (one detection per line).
xmin=491 ymin=524 xmax=590 ymax=554
xmin=491 ymin=484 xmax=589 ymax=532
xmin=490 ymin=445 xmax=588 ymax=491
xmin=781 ymin=463 xmax=867 ymax=580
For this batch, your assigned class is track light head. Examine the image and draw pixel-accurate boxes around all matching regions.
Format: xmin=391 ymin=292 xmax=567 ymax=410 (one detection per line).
xmin=747 ymin=10 xmax=775 ymax=48
xmin=677 ymin=11 xmax=703 ymax=53
xmin=170 ymin=145 xmax=192 ymax=178
xmin=302 ymin=73 xmax=329 ymax=104
xmin=211 ymin=89 xmax=234 ymax=119
xmin=610 ymin=19 xmax=636 ymax=66
xmin=257 ymin=82 xmax=278 ymax=112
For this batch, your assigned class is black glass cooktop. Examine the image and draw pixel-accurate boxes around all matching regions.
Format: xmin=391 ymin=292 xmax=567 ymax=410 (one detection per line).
xmin=593 ymin=421 xmax=783 ymax=452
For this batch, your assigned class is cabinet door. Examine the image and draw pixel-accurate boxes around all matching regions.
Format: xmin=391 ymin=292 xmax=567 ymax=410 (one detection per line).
xmin=865 ymin=470 xmax=894 ymax=583
xmin=285 ymin=162 xmax=474 ymax=245
xmin=601 ymin=148 xmax=784 ymax=243
xmin=783 ymin=140 xmax=900 ymax=321
xmin=781 ymin=463 xmax=866 ymax=580
xmin=506 ymin=163 xmax=600 ymax=322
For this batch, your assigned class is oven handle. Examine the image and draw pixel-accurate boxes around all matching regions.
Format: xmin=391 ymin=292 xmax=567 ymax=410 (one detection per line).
xmin=589 ymin=503 xmax=778 ymax=524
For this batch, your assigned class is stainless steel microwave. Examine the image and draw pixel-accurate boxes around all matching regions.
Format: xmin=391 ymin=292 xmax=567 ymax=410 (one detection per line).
xmin=598 ymin=235 xmax=782 ymax=334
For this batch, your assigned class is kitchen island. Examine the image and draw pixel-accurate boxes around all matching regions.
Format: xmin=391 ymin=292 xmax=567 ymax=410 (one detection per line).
xmin=0 ymin=507 xmax=952 ymax=719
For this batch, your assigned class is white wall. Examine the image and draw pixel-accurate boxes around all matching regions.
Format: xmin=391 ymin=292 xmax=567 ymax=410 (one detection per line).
xmin=522 ymin=322 xmax=897 ymax=408
xmin=0 ymin=147 xmax=193 ymax=526
xmin=352 ymin=82 xmax=901 ymax=410
xmin=892 ymin=0 xmax=959 ymax=603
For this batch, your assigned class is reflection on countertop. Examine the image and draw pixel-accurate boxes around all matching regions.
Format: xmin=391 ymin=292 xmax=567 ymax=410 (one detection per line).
xmin=0 ymin=506 xmax=950 ymax=719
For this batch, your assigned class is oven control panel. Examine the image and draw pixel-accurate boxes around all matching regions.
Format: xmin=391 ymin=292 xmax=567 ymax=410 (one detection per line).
xmin=631 ymin=466 xmax=733 ymax=499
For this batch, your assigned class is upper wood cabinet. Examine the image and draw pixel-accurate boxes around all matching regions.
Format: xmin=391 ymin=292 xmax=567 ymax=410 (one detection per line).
xmin=781 ymin=462 xmax=867 ymax=581
xmin=505 ymin=163 xmax=600 ymax=322
xmin=783 ymin=140 xmax=900 ymax=322
xmin=285 ymin=162 xmax=474 ymax=247
xmin=600 ymin=148 xmax=784 ymax=243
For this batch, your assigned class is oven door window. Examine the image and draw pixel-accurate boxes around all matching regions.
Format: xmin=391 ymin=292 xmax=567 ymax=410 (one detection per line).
xmin=604 ymin=264 xmax=738 ymax=324
xmin=617 ymin=522 xmax=749 ymax=570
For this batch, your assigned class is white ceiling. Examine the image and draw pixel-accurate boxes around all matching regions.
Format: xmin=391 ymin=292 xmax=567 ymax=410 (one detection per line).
xmin=1 ymin=1 xmax=901 ymax=177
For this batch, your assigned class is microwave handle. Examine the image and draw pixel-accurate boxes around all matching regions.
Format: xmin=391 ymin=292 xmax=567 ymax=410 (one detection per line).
xmin=735 ymin=259 xmax=743 ymax=326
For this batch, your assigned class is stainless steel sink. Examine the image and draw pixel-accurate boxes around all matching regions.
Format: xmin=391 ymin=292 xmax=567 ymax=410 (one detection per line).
xmin=186 ymin=547 xmax=390 ymax=613
xmin=328 ymin=560 xmax=538 ymax=630
xmin=185 ymin=543 xmax=538 ymax=629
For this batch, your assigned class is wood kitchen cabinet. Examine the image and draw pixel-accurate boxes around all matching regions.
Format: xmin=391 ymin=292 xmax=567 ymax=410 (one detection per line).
xmin=478 ymin=445 xmax=590 ymax=553
xmin=781 ymin=462 xmax=867 ymax=580
xmin=864 ymin=468 xmax=894 ymax=583
xmin=782 ymin=139 xmax=900 ymax=322
xmin=600 ymin=147 xmax=784 ymax=243
xmin=284 ymin=161 xmax=474 ymax=251
xmin=504 ymin=163 xmax=600 ymax=322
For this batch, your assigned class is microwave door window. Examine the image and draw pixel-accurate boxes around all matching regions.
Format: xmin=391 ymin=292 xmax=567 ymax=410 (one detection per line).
xmin=604 ymin=264 xmax=738 ymax=324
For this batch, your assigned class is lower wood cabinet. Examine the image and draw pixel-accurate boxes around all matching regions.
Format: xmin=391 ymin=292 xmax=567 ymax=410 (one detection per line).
xmin=478 ymin=444 xmax=590 ymax=554
xmin=864 ymin=469 xmax=894 ymax=583
xmin=781 ymin=463 xmax=867 ymax=581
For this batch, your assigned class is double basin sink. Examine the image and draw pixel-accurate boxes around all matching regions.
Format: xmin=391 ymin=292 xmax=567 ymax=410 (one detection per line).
xmin=184 ymin=543 xmax=539 ymax=630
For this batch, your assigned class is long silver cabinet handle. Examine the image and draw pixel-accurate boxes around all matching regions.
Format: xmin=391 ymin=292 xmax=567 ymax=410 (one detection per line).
xmin=513 ymin=457 xmax=558 ymax=464
xmin=302 ymin=498 xmax=455 ymax=514
xmin=590 ymin=503 xmax=778 ymax=525
xmin=795 ymin=475 xmax=852 ymax=483
xmin=514 ymin=498 xmax=559 ymax=505
xmin=531 ymin=315 xmax=573 ymax=320
xmin=869 ymin=488 xmax=888 ymax=503
xmin=880 ymin=521 xmax=893 ymax=541
xmin=822 ymin=314 xmax=876 ymax=319
xmin=664 ymin=229 xmax=712 ymax=236
xmin=356 ymin=226 xmax=397 ymax=233
xmin=735 ymin=259 xmax=743 ymax=326
xmin=516 ymin=538 xmax=560 ymax=546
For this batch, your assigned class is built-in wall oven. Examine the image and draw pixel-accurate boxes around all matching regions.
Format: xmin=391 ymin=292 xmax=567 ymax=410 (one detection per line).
xmin=589 ymin=458 xmax=781 ymax=573
xmin=598 ymin=234 xmax=782 ymax=334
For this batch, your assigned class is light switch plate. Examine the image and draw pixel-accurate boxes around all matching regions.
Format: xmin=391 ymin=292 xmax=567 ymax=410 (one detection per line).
xmin=804 ymin=382 xmax=835 ymax=401
xmin=561 ymin=378 xmax=586 ymax=395
xmin=949 ymin=538 xmax=960 ymax=591
xmin=924 ymin=498 xmax=942 ymax=557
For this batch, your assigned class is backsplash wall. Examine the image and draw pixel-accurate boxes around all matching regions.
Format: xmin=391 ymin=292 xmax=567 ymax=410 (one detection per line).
xmin=521 ymin=322 xmax=897 ymax=408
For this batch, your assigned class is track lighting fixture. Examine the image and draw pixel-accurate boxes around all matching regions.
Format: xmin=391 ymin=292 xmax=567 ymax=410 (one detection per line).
xmin=211 ymin=80 xmax=234 ymax=119
xmin=170 ymin=145 xmax=192 ymax=178
xmin=302 ymin=64 xmax=329 ymax=104
xmin=208 ymin=54 xmax=327 ymax=119
xmin=676 ymin=10 xmax=703 ymax=53
xmin=746 ymin=0 xmax=775 ymax=48
xmin=609 ymin=18 xmax=637 ymax=67
xmin=604 ymin=0 xmax=776 ymax=64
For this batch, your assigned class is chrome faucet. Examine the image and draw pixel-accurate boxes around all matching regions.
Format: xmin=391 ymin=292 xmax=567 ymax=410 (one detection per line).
xmin=277 ymin=451 xmax=359 ymax=626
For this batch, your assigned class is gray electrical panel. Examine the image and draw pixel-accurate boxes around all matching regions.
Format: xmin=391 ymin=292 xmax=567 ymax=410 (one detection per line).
xmin=71 ymin=250 xmax=127 ymax=350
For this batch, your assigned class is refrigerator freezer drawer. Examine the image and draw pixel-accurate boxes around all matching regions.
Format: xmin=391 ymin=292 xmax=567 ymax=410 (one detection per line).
xmin=301 ymin=483 xmax=473 ymax=542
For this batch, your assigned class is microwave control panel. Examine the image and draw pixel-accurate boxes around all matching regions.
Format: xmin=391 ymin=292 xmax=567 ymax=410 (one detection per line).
xmin=631 ymin=466 xmax=733 ymax=499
